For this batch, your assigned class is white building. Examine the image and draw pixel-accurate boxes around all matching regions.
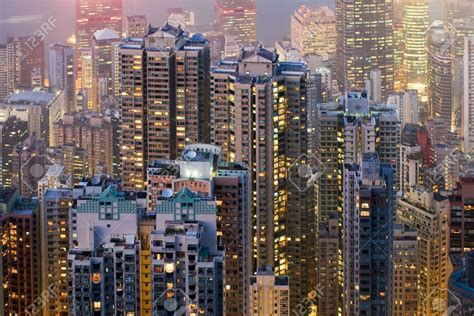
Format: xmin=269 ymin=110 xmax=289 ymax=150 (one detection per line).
xmin=249 ymin=266 xmax=290 ymax=315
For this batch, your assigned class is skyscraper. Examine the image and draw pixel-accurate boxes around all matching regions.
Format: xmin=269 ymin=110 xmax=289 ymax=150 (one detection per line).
xmin=214 ymin=0 xmax=257 ymax=45
xmin=343 ymin=153 xmax=394 ymax=315
xmin=449 ymin=177 xmax=474 ymax=254
xmin=1 ymin=116 xmax=29 ymax=188
xmin=1 ymin=194 xmax=40 ymax=316
xmin=402 ymin=0 xmax=429 ymax=91
xmin=41 ymin=189 xmax=73 ymax=315
xmin=75 ymin=0 xmax=123 ymax=80
xmin=397 ymin=187 xmax=450 ymax=315
xmin=211 ymin=48 xmax=311 ymax=307
xmin=392 ymin=224 xmax=418 ymax=315
xmin=462 ymin=35 xmax=474 ymax=154
xmin=151 ymin=187 xmax=224 ymax=315
xmin=427 ymin=21 xmax=455 ymax=127
xmin=120 ymin=24 xmax=210 ymax=191
xmin=49 ymin=43 xmax=76 ymax=113
xmin=314 ymin=94 xmax=401 ymax=315
xmin=336 ymin=0 xmax=395 ymax=95
xmin=290 ymin=6 xmax=336 ymax=59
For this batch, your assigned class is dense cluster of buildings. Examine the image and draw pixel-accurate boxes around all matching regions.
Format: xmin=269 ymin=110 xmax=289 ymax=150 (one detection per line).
xmin=1 ymin=0 xmax=474 ymax=315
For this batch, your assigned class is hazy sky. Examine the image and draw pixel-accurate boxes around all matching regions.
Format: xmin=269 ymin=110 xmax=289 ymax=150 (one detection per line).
xmin=0 ymin=0 xmax=442 ymax=46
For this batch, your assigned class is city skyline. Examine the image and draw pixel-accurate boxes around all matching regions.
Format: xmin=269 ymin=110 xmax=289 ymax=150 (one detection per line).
xmin=1 ymin=0 xmax=474 ymax=315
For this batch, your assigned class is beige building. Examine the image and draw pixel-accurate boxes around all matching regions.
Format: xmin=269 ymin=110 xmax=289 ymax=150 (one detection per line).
xmin=396 ymin=186 xmax=450 ymax=315
xmin=119 ymin=23 xmax=210 ymax=191
xmin=249 ymin=266 xmax=290 ymax=316
xmin=290 ymin=6 xmax=336 ymax=59
xmin=392 ymin=224 xmax=418 ymax=316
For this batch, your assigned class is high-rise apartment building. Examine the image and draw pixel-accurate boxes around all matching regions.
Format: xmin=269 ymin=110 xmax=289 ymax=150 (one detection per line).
xmin=314 ymin=94 xmax=400 ymax=315
xmin=145 ymin=144 xmax=251 ymax=315
xmin=151 ymin=187 xmax=224 ymax=315
xmin=68 ymin=235 xmax=140 ymax=315
xmin=290 ymin=6 xmax=336 ymax=59
xmin=53 ymin=112 xmax=114 ymax=176
xmin=336 ymin=0 xmax=395 ymax=95
xmin=75 ymin=0 xmax=122 ymax=80
xmin=249 ymin=266 xmax=290 ymax=316
xmin=1 ymin=196 xmax=40 ymax=315
xmin=392 ymin=224 xmax=418 ymax=316
xmin=397 ymin=186 xmax=450 ymax=315
xmin=0 ymin=36 xmax=20 ymax=100
xmin=211 ymin=48 xmax=311 ymax=307
xmin=449 ymin=177 xmax=474 ymax=254
xmin=1 ymin=116 xmax=29 ymax=187
xmin=49 ymin=43 xmax=76 ymax=113
xmin=41 ymin=189 xmax=73 ymax=315
xmin=125 ymin=15 xmax=149 ymax=38
xmin=120 ymin=23 xmax=210 ymax=191
xmin=214 ymin=0 xmax=256 ymax=45
xmin=343 ymin=153 xmax=394 ymax=315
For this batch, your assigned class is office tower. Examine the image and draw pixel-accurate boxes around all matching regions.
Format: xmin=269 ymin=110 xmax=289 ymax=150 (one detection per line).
xmin=75 ymin=0 xmax=123 ymax=79
xmin=463 ymin=35 xmax=474 ymax=154
xmin=365 ymin=69 xmax=382 ymax=103
xmin=211 ymin=48 xmax=311 ymax=307
xmin=448 ymin=251 xmax=474 ymax=313
xmin=151 ymin=188 xmax=224 ymax=315
xmin=214 ymin=0 xmax=256 ymax=45
xmin=41 ymin=189 xmax=73 ymax=315
xmin=49 ymin=43 xmax=76 ymax=113
xmin=403 ymin=0 xmax=429 ymax=92
xmin=1 ymin=195 xmax=40 ymax=315
xmin=53 ymin=112 xmax=114 ymax=176
xmin=397 ymin=187 xmax=450 ymax=315
xmin=249 ymin=266 xmax=290 ymax=316
xmin=11 ymin=134 xmax=46 ymax=197
xmin=392 ymin=224 xmax=418 ymax=316
xmin=68 ymin=235 xmax=140 ymax=315
xmin=290 ymin=6 xmax=336 ymax=59
xmin=80 ymin=48 xmax=96 ymax=111
xmin=1 ymin=117 xmax=29 ymax=187
xmin=427 ymin=21 xmax=455 ymax=126
xmin=343 ymin=153 xmax=393 ymax=315
xmin=120 ymin=24 xmax=210 ymax=191
xmin=449 ymin=178 xmax=474 ymax=254
xmin=125 ymin=15 xmax=149 ymax=38
xmin=314 ymin=95 xmax=400 ymax=315
xmin=92 ymin=28 xmax=120 ymax=103
xmin=336 ymin=0 xmax=395 ymax=95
